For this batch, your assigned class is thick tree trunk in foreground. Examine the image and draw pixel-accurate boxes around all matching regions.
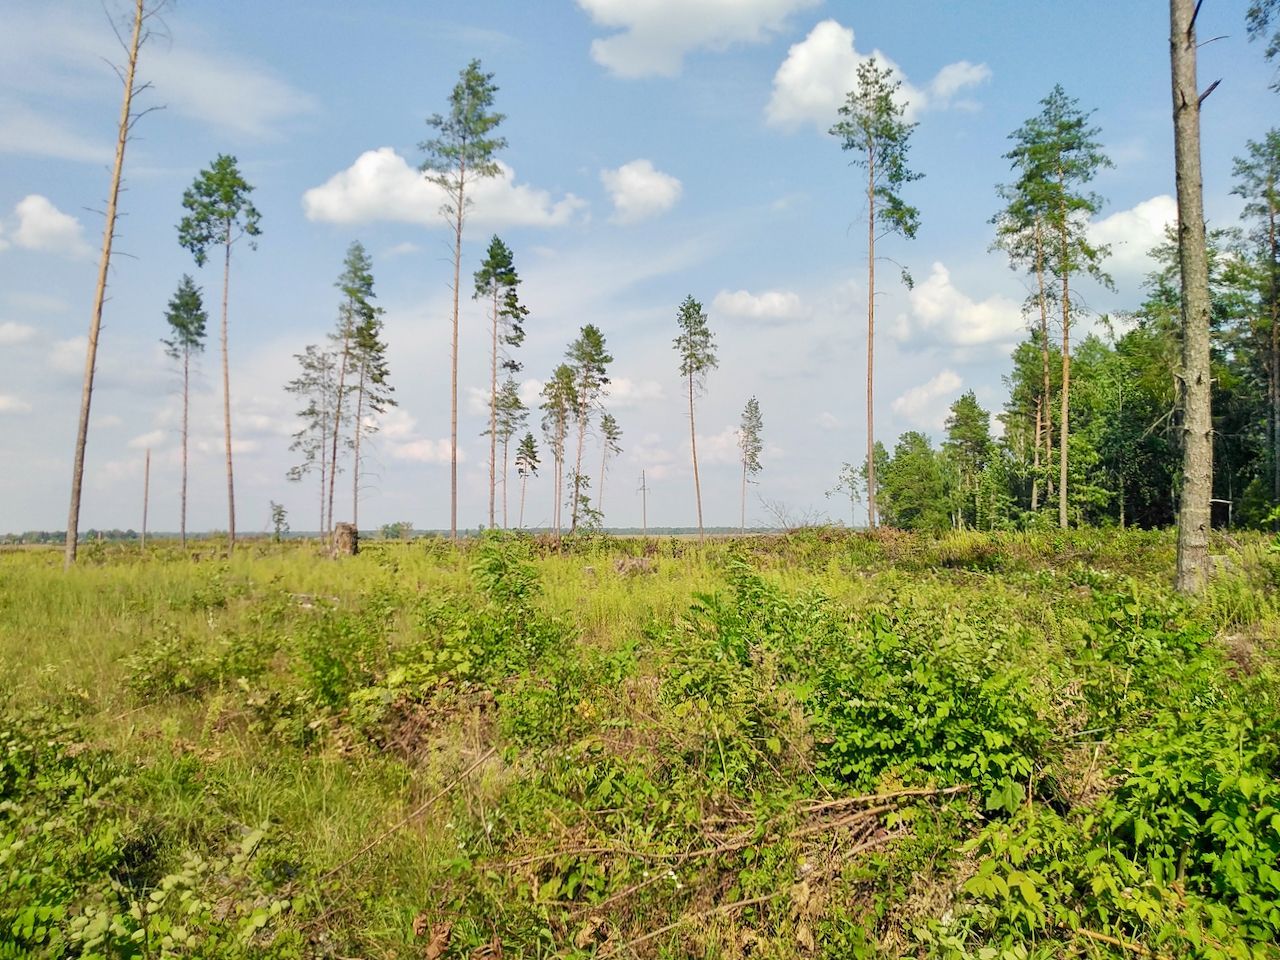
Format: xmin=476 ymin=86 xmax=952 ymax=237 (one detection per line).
xmin=1171 ymin=0 xmax=1214 ymax=593
xmin=65 ymin=0 xmax=146 ymax=568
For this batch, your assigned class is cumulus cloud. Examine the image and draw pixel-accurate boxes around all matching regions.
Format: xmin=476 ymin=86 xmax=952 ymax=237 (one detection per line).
xmin=1088 ymin=194 xmax=1176 ymax=278
xmin=0 ymin=393 xmax=32 ymax=414
xmin=897 ymin=263 xmax=1025 ymax=348
xmin=302 ymin=149 xmax=586 ymax=228
xmin=0 ymin=321 xmax=36 ymax=345
xmin=49 ymin=335 xmax=86 ymax=375
xmin=604 ymin=377 xmax=665 ymax=408
xmin=766 ymin=20 xmax=990 ymax=130
xmin=712 ymin=288 xmax=806 ymax=323
xmin=128 ymin=429 xmax=166 ymax=450
xmin=9 ymin=195 xmax=91 ymax=258
xmin=892 ymin=369 xmax=962 ymax=429
xmin=816 ymin=411 xmax=841 ymax=431
xmin=379 ymin=409 xmax=459 ymax=464
xmin=576 ymin=0 xmax=820 ymax=77
xmin=601 ymin=160 xmax=682 ymax=223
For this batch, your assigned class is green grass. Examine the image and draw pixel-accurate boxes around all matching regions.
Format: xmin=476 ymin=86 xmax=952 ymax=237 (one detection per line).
xmin=2 ymin=529 xmax=1279 ymax=958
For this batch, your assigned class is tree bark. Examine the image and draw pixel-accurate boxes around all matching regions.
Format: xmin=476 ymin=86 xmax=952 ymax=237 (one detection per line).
xmin=1035 ymin=220 xmax=1052 ymax=507
xmin=519 ymin=473 xmax=527 ymax=529
xmin=599 ymin=440 xmax=608 ymax=518
xmin=64 ymin=0 xmax=145 ymax=568
xmin=489 ymin=286 xmax=498 ymax=529
xmin=1269 ymin=185 xmax=1279 ymax=503
xmin=327 ymin=329 xmax=350 ymax=538
xmin=866 ymin=146 xmax=878 ymax=529
xmin=1171 ymin=0 xmax=1214 ymax=593
xmin=180 ymin=346 xmax=189 ymax=548
xmin=1031 ymin=395 xmax=1042 ymax=510
xmin=689 ymin=371 xmax=704 ymax=542
xmin=220 ymin=219 xmax=237 ymax=552
xmin=449 ymin=161 xmax=466 ymax=541
xmin=141 ymin=447 xmax=150 ymax=549
xmin=741 ymin=458 xmax=747 ymax=533
xmin=502 ymin=433 xmax=511 ymax=528
xmin=352 ymin=365 xmax=366 ymax=531
xmin=571 ymin=398 xmax=588 ymax=531
xmin=1058 ymin=183 xmax=1071 ymax=530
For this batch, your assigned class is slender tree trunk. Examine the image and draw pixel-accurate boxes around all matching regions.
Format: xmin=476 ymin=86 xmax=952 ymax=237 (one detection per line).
xmin=489 ymin=287 xmax=498 ymax=529
xmin=571 ymin=399 xmax=588 ymax=531
xmin=866 ymin=147 xmax=878 ymax=529
xmin=352 ymin=367 xmax=366 ymax=531
xmin=220 ymin=220 xmax=237 ymax=552
xmin=502 ymin=434 xmax=511 ymax=528
xmin=1031 ymin=396 xmax=1042 ymax=510
xmin=327 ymin=330 xmax=350 ymax=540
xmin=689 ymin=371 xmax=704 ymax=542
xmin=180 ymin=347 xmax=190 ymax=548
xmin=1269 ymin=188 xmax=1279 ymax=503
xmin=519 ymin=473 xmax=527 ymax=528
xmin=141 ymin=448 xmax=150 ymax=549
xmin=319 ymin=409 xmax=328 ymax=537
xmin=1035 ymin=221 xmax=1052 ymax=506
xmin=449 ymin=167 xmax=466 ymax=541
xmin=741 ymin=459 xmax=747 ymax=533
xmin=599 ymin=442 xmax=608 ymax=518
xmin=1057 ymin=184 xmax=1071 ymax=530
xmin=64 ymin=0 xmax=145 ymax=568
xmin=1172 ymin=0 xmax=1214 ymax=592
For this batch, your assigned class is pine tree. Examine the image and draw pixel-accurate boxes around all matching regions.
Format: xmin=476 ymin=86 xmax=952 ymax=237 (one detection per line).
xmin=285 ymin=345 xmax=338 ymax=535
xmin=943 ymin=391 xmax=993 ymax=529
xmin=830 ymin=58 xmax=922 ymax=529
xmin=567 ymin=325 xmax=613 ymax=531
xmin=349 ymin=290 xmax=395 ymax=531
xmin=515 ymin=431 xmax=539 ymax=529
xmin=1003 ymin=86 xmax=1112 ymax=528
xmin=492 ymin=377 xmax=527 ymax=528
xmin=161 ymin=275 xmax=208 ymax=549
xmin=420 ymin=60 xmax=507 ymax=540
xmin=177 ymin=154 xmax=262 ymax=553
xmin=597 ymin=412 xmax=622 ymax=519
xmin=474 ymin=236 xmax=529 ymax=529
xmin=674 ymin=296 xmax=717 ymax=541
xmin=738 ymin=396 xmax=763 ymax=533
xmin=540 ymin=364 xmax=577 ymax=535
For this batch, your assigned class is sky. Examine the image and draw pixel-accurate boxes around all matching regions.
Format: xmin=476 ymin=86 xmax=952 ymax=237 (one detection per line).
xmin=0 ymin=0 xmax=1275 ymax=534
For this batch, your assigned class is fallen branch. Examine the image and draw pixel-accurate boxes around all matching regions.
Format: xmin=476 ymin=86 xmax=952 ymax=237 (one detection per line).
xmin=597 ymin=893 xmax=782 ymax=958
xmin=800 ymin=783 xmax=970 ymax=814
xmin=320 ymin=746 xmax=496 ymax=883
xmin=1075 ymin=927 xmax=1169 ymax=959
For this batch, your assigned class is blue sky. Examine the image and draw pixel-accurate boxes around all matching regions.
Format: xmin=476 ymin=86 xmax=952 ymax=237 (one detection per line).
xmin=0 ymin=0 xmax=1274 ymax=533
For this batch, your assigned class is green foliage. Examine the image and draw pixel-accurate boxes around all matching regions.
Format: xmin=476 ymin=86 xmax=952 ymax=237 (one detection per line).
xmin=177 ymin=154 xmax=262 ymax=266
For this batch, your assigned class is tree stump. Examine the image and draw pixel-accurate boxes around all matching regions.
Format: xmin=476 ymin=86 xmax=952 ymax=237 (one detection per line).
xmin=332 ymin=522 xmax=359 ymax=557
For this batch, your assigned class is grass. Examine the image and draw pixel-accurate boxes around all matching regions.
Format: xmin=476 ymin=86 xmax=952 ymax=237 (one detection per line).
xmin=1 ymin=528 xmax=1278 ymax=958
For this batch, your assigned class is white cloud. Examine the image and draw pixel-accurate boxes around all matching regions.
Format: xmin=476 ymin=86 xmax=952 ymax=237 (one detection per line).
xmin=49 ymin=335 xmax=87 ymax=375
xmin=11 ymin=195 xmax=91 ymax=258
xmin=518 ymin=378 xmax=544 ymax=408
xmin=712 ymin=288 xmax=805 ymax=323
xmin=892 ymin=369 xmax=962 ymax=428
xmin=765 ymin=20 xmax=990 ymax=130
xmin=601 ymin=160 xmax=682 ymax=223
xmin=699 ymin=425 xmax=745 ymax=465
xmin=0 ymin=394 xmax=32 ymax=414
xmin=816 ymin=411 xmax=841 ymax=430
xmin=1088 ymin=194 xmax=1176 ymax=278
xmin=382 ymin=241 xmax=422 ymax=259
xmin=576 ymin=0 xmax=820 ymax=77
xmin=390 ymin=438 xmax=457 ymax=464
xmin=128 ymin=429 xmax=166 ymax=450
xmin=897 ymin=262 xmax=1025 ymax=348
xmin=302 ymin=149 xmax=586 ymax=228
xmin=0 ymin=321 xmax=36 ymax=345
xmin=0 ymin=98 xmax=112 ymax=163
xmin=604 ymin=377 xmax=665 ymax=408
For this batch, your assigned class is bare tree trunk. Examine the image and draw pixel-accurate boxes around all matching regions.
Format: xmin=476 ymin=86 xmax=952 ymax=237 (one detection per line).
xmin=489 ymin=286 xmax=498 ymax=529
xmin=599 ymin=440 xmax=608 ymax=518
xmin=449 ymin=167 xmax=466 ymax=541
xmin=1172 ymin=0 xmax=1214 ymax=593
xmin=327 ymin=329 xmax=350 ymax=535
xmin=1269 ymin=187 xmax=1279 ymax=503
xmin=141 ymin=447 xmax=150 ymax=549
xmin=519 ymin=473 xmax=527 ymax=528
xmin=352 ymin=366 xmax=366 ymax=531
xmin=641 ymin=469 xmax=647 ymax=536
xmin=1057 ymin=188 xmax=1071 ymax=530
xmin=689 ymin=371 xmax=704 ymax=542
xmin=866 ymin=148 xmax=878 ymax=529
xmin=571 ymin=403 xmax=588 ymax=531
xmin=502 ymin=434 xmax=511 ymax=528
xmin=220 ymin=220 xmax=237 ymax=552
xmin=64 ymin=0 xmax=146 ymax=568
xmin=1035 ymin=221 xmax=1052 ymax=508
xmin=319 ymin=395 xmax=328 ymax=537
xmin=1031 ymin=396 xmax=1042 ymax=510
xmin=180 ymin=346 xmax=189 ymax=548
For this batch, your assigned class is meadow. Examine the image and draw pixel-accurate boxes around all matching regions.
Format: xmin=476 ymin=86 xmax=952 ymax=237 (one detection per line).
xmin=2 ymin=528 xmax=1279 ymax=959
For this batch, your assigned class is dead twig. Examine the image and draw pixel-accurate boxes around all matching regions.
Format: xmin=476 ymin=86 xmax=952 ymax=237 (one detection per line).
xmin=598 ymin=893 xmax=782 ymax=958
xmin=800 ymin=783 xmax=970 ymax=814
